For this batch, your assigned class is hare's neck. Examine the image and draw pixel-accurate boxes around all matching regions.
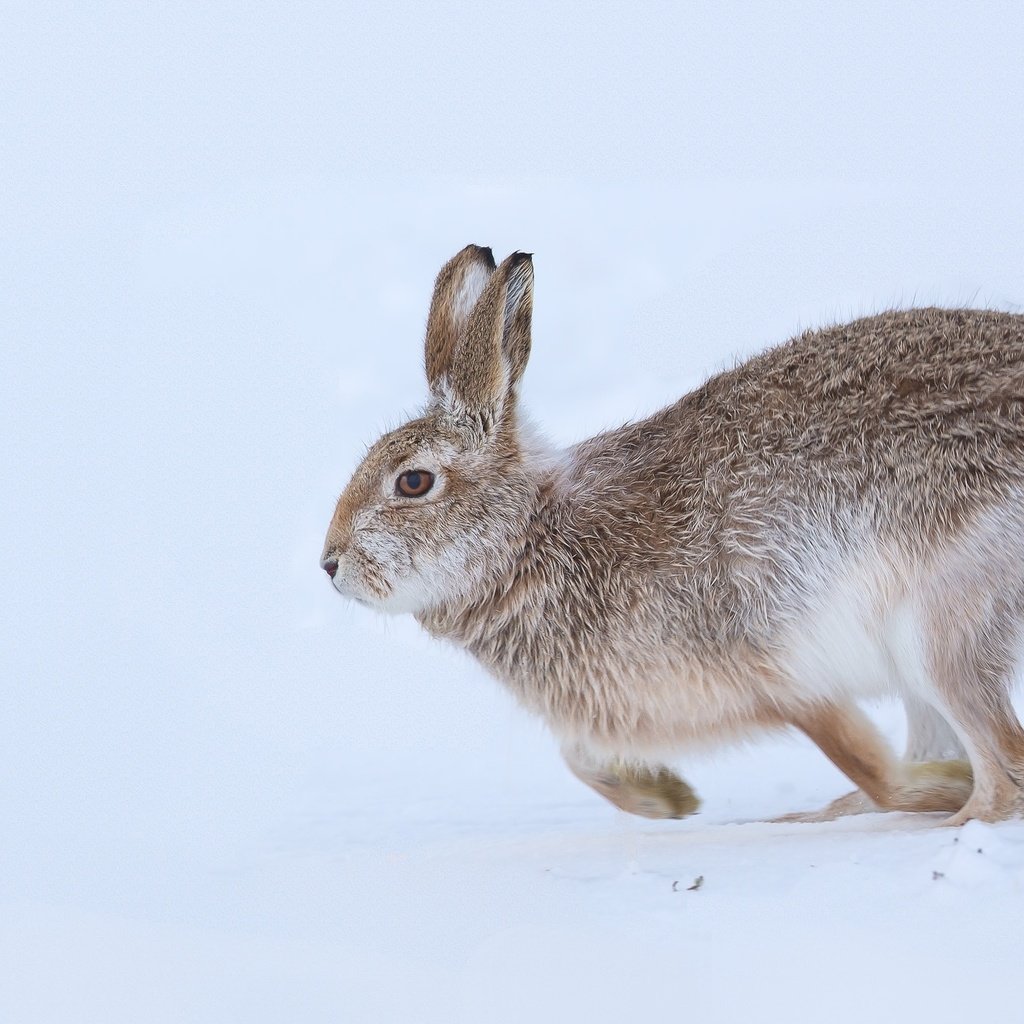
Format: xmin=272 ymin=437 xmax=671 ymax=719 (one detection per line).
xmin=416 ymin=453 xmax=669 ymax=695
xmin=416 ymin=463 xmax=570 ymax=662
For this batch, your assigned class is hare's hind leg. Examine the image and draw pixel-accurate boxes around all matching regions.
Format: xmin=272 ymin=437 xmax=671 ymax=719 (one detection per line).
xmin=784 ymin=701 xmax=972 ymax=819
xmin=562 ymin=744 xmax=700 ymax=819
xmin=920 ymin=615 xmax=1024 ymax=824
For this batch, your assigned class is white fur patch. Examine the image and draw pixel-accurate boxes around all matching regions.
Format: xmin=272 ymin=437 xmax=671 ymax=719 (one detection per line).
xmin=452 ymin=262 xmax=492 ymax=322
xmin=781 ymin=549 xmax=902 ymax=702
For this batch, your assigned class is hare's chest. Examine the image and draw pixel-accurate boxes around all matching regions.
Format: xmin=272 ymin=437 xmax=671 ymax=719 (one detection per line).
xmin=514 ymin=648 xmax=777 ymax=756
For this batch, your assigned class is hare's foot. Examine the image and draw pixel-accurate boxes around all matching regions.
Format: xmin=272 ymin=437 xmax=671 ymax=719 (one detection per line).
xmin=943 ymin=771 xmax=1024 ymax=825
xmin=777 ymin=760 xmax=974 ymax=823
xmin=772 ymin=789 xmax=877 ymax=823
xmin=787 ymin=701 xmax=973 ymax=818
xmin=915 ymin=631 xmax=1024 ymax=825
xmin=898 ymin=759 xmax=975 ymax=812
xmin=563 ymin=745 xmax=700 ymax=819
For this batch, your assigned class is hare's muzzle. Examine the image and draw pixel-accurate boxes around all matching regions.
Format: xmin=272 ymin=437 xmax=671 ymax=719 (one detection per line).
xmin=321 ymin=558 xmax=339 ymax=579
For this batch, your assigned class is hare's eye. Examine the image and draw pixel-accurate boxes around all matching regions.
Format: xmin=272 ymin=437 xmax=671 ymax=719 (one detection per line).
xmin=396 ymin=470 xmax=435 ymax=497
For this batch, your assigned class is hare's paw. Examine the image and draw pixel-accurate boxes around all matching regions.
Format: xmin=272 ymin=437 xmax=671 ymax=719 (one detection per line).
xmin=772 ymin=789 xmax=878 ymax=823
xmin=566 ymin=750 xmax=700 ymax=819
xmin=900 ymin=759 xmax=974 ymax=812
xmin=775 ymin=760 xmax=974 ymax=823
xmin=939 ymin=761 xmax=1024 ymax=824
xmin=607 ymin=763 xmax=700 ymax=819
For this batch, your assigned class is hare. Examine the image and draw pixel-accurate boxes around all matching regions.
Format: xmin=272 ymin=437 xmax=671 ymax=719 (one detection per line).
xmin=321 ymin=244 xmax=1024 ymax=825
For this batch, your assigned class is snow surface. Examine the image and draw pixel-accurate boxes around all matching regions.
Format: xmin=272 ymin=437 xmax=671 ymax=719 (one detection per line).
xmin=4 ymin=3 xmax=1024 ymax=1022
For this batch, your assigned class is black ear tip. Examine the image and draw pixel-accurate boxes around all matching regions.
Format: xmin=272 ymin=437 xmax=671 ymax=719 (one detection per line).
xmin=466 ymin=244 xmax=496 ymax=268
xmin=507 ymin=251 xmax=534 ymax=273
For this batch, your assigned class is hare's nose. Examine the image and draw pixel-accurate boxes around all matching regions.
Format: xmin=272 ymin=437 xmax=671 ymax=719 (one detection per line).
xmin=322 ymin=559 xmax=339 ymax=579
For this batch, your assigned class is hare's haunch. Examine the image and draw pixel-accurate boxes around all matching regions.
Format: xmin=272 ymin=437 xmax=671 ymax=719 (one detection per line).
xmin=322 ymin=244 xmax=1024 ymax=825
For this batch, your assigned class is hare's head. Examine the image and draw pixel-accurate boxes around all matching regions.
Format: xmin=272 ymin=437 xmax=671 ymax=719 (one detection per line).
xmin=321 ymin=246 xmax=540 ymax=614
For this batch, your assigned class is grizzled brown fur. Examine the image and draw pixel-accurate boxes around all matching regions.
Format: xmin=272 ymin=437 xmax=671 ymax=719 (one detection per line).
xmin=324 ymin=245 xmax=1024 ymax=825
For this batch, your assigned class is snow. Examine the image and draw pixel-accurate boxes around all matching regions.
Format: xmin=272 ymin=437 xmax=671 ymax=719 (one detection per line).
xmin=4 ymin=3 xmax=1024 ymax=1022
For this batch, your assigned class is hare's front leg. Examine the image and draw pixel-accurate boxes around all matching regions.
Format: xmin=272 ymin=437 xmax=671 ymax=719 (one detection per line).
xmin=782 ymin=700 xmax=972 ymax=821
xmin=562 ymin=743 xmax=700 ymax=819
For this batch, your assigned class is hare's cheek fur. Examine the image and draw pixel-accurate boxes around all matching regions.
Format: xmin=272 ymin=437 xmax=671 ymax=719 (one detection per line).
xmin=336 ymin=504 xmax=490 ymax=616
xmin=327 ymin=529 xmax=409 ymax=608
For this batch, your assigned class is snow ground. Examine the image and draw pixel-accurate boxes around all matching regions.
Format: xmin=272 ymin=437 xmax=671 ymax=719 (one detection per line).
xmin=4 ymin=4 xmax=1024 ymax=1022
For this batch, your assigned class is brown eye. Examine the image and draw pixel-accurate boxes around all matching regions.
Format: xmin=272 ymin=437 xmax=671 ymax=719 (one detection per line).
xmin=396 ymin=470 xmax=435 ymax=497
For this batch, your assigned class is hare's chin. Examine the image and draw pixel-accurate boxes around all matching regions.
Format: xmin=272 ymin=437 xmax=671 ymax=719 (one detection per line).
xmin=372 ymin=585 xmax=434 ymax=617
xmin=331 ymin=574 xmax=386 ymax=609
xmin=334 ymin=576 xmax=431 ymax=616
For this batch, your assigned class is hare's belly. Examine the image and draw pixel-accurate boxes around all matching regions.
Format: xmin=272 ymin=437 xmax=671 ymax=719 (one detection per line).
xmin=537 ymin=649 xmax=798 ymax=758
xmin=541 ymin=557 xmax=914 ymax=756
xmin=780 ymin=577 xmax=915 ymax=703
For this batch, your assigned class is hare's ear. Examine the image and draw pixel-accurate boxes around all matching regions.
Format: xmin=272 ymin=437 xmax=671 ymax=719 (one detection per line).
xmin=500 ymin=251 xmax=534 ymax=390
xmin=444 ymin=251 xmax=534 ymax=427
xmin=424 ymin=245 xmax=496 ymax=392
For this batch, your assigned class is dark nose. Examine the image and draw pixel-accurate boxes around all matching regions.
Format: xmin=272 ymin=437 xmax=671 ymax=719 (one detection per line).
xmin=322 ymin=558 xmax=338 ymax=579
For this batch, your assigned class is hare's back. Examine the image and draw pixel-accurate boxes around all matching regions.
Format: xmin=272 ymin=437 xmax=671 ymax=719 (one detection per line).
xmin=688 ymin=307 xmax=1021 ymax=455
xmin=571 ymin=308 xmax=1024 ymax=546
xmin=694 ymin=307 xmax=1024 ymax=530
xmin=573 ymin=308 xmax=1024 ymax=511
xmin=736 ymin=307 xmax=1023 ymax=416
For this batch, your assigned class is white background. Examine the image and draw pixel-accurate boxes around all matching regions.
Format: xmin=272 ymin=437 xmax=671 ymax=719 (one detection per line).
xmin=4 ymin=3 xmax=1024 ymax=1021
